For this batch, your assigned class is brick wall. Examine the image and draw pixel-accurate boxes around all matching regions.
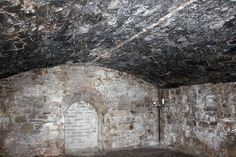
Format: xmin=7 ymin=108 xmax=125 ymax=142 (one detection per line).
xmin=1 ymin=64 xmax=236 ymax=157
xmin=0 ymin=64 xmax=159 ymax=157
xmin=65 ymin=101 xmax=99 ymax=155
xmin=161 ymin=83 xmax=236 ymax=157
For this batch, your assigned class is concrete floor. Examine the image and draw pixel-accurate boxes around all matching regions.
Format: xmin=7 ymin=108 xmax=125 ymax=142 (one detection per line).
xmin=66 ymin=148 xmax=197 ymax=157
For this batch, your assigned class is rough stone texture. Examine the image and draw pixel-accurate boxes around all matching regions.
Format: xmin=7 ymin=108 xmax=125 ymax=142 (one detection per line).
xmin=0 ymin=0 xmax=236 ymax=88
xmin=1 ymin=63 xmax=236 ymax=157
xmin=0 ymin=64 xmax=159 ymax=157
xmin=161 ymin=83 xmax=236 ymax=157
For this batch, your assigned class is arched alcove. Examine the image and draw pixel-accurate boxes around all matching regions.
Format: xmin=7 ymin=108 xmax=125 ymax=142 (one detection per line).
xmin=63 ymin=90 xmax=108 ymax=154
xmin=65 ymin=101 xmax=99 ymax=155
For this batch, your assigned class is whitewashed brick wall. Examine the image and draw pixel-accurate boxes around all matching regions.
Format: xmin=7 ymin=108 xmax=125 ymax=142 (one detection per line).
xmin=65 ymin=101 xmax=98 ymax=155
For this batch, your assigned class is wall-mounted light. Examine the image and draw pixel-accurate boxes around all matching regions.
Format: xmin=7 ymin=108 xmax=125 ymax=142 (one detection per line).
xmin=153 ymin=101 xmax=158 ymax=107
xmin=162 ymin=99 xmax=165 ymax=105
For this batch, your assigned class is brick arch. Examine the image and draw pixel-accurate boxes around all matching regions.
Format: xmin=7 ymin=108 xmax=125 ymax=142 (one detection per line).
xmin=65 ymin=101 xmax=99 ymax=155
xmin=64 ymin=89 xmax=108 ymax=115
xmin=63 ymin=89 xmax=108 ymax=154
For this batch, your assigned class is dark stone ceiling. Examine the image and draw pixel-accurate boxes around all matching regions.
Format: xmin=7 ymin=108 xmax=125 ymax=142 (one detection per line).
xmin=0 ymin=0 xmax=236 ymax=88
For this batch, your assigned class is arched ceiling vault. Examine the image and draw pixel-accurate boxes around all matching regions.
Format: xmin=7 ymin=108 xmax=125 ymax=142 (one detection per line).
xmin=0 ymin=0 xmax=236 ymax=88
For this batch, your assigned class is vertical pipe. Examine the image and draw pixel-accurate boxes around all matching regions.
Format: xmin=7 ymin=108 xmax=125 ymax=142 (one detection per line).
xmin=157 ymin=87 xmax=162 ymax=144
xmin=158 ymin=106 xmax=161 ymax=143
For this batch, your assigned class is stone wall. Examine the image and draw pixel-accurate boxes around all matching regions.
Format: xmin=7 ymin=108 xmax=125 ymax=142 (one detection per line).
xmin=161 ymin=83 xmax=236 ymax=157
xmin=0 ymin=64 xmax=159 ymax=157
xmin=2 ymin=63 xmax=235 ymax=157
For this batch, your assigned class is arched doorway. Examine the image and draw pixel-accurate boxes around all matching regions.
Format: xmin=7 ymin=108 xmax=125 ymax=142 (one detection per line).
xmin=65 ymin=101 xmax=99 ymax=155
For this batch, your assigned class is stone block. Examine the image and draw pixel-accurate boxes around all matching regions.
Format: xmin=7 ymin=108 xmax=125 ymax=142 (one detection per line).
xmin=209 ymin=122 xmax=218 ymax=126
xmin=21 ymin=123 xmax=33 ymax=132
xmin=186 ymin=120 xmax=196 ymax=127
xmin=15 ymin=116 xmax=27 ymax=123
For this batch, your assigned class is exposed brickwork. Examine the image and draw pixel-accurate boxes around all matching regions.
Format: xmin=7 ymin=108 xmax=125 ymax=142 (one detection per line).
xmin=1 ymin=63 xmax=235 ymax=157
xmin=161 ymin=83 xmax=236 ymax=157
xmin=65 ymin=101 xmax=98 ymax=155
xmin=0 ymin=64 xmax=159 ymax=157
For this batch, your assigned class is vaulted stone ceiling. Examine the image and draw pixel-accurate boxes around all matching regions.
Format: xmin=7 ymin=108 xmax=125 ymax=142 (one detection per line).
xmin=0 ymin=0 xmax=236 ymax=88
